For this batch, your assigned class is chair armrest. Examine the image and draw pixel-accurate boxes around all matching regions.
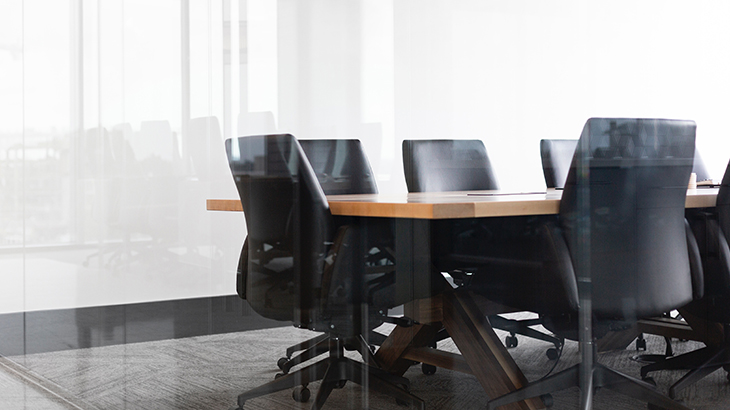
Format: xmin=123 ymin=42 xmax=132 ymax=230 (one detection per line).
xmin=540 ymin=221 xmax=580 ymax=312
xmin=717 ymin=225 xmax=730 ymax=292
xmin=320 ymin=225 xmax=350 ymax=308
xmin=685 ymin=219 xmax=704 ymax=300
xmin=236 ymin=236 xmax=249 ymax=299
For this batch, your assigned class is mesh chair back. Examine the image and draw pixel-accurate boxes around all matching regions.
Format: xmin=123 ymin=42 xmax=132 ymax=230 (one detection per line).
xmin=226 ymin=134 xmax=332 ymax=325
xmin=560 ymin=118 xmax=696 ymax=319
xmin=402 ymin=139 xmax=498 ymax=192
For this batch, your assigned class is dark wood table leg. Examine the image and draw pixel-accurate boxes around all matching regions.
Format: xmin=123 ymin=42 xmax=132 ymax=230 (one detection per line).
xmin=596 ymin=324 xmax=639 ymax=352
xmin=441 ymin=290 xmax=545 ymax=410
xmin=376 ymin=323 xmax=440 ymax=376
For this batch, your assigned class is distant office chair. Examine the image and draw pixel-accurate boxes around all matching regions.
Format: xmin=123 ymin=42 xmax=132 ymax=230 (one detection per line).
xmin=402 ymin=139 xmax=563 ymax=356
xmin=402 ymin=139 xmax=498 ymax=193
xmin=540 ymin=139 xmax=711 ymax=190
xmin=485 ymin=118 xmax=698 ymax=410
xmin=641 ymin=160 xmax=730 ymax=399
xmin=227 ymin=134 xmax=422 ymax=410
xmin=693 ymin=150 xmax=712 ymax=183
xmin=540 ymin=139 xmax=578 ymax=189
xmin=270 ymin=139 xmax=391 ymax=374
xmin=300 ymin=139 xmax=379 ymax=195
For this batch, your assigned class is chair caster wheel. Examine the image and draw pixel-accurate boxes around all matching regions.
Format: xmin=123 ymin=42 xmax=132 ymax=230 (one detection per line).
xmin=277 ymin=357 xmax=289 ymax=371
xmin=540 ymin=394 xmax=553 ymax=408
xmin=642 ymin=377 xmax=657 ymax=388
xmin=505 ymin=335 xmax=518 ymax=348
xmin=335 ymin=380 xmax=347 ymax=389
xmin=422 ymin=363 xmax=437 ymax=375
xmin=546 ymin=348 xmax=559 ymax=360
xmin=293 ymin=386 xmax=310 ymax=403
xmin=640 ymin=367 xmax=650 ymax=379
xmin=274 ymin=373 xmax=285 ymax=380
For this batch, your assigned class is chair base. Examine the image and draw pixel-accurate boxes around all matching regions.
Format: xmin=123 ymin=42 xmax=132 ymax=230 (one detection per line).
xmin=633 ymin=335 xmax=675 ymax=363
xmin=233 ymin=338 xmax=424 ymax=410
xmin=488 ymin=314 xmax=563 ymax=351
xmin=486 ymin=362 xmax=692 ymax=410
xmin=278 ymin=334 xmax=331 ymax=373
xmin=641 ymin=344 xmax=730 ymax=399
xmin=278 ymin=331 xmax=389 ymax=374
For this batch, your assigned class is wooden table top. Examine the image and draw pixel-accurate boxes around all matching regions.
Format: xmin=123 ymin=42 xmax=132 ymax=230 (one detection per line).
xmin=207 ymin=187 xmax=719 ymax=220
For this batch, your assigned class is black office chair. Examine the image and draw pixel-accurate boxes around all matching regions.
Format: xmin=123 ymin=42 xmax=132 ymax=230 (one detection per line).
xmin=484 ymin=118 xmax=698 ymax=410
xmin=634 ymin=148 xmax=712 ymax=357
xmin=542 ymin=137 xmax=682 ymax=359
xmin=693 ymin=150 xmax=712 ymax=183
xmin=227 ymin=134 xmax=422 ymax=410
xmin=641 ymin=159 xmax=730 ymax=399
xmin=300 ymin=139 xmax=379 ymax=196
xmin=540 ymin=139 xmax=578 ymax=189
xmin=300 ymin=138 xmax=394 ymax=280
xmin=270 ymin=139 xmax=391 ymax=374
xmin=540 ymin=139 xmax=711 ymax=191
xmin=403 ymin=139 xmax=498 ymax=193
xmin=402 ymin=139 xmax=563 ymax=356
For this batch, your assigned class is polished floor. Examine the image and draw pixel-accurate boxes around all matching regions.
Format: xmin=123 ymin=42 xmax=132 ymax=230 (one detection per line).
xmin=0 ymin=295 xmax=280 ymax=356
xmin=3 ymin=320 xmax=730 ymax=410
xmin=0 ymin=360 xmax=75 ymax=410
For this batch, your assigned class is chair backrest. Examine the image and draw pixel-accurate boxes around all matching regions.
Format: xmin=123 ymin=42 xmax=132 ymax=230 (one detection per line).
xmin=540 ymin=139 xmax=578 ymax=189
xmin=560 ymin=118 xmax=696 ymax=319
xmin=299 ymin=139 xmax=378 ymax=195
xmin=702 ymin=161 xmax=730 ymax=317
xmin=682 ymin=160 xmax=730 ymax=323
xmin=402 ymin=139 xmax=498 ymax=192
xmin=692 ymin=150 xmax=711 ymax=182
xmin=717 ymin=161 xmax=730 ymax=247
xmin=226 ymin=134 xmax=332 ymax=325
xmin=299 ymin=139 xmax=399 ymax=311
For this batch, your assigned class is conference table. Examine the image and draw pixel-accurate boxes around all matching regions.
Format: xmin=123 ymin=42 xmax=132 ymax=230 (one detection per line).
xmin=207 ymin=187 xmax=718 ymax=217
xmin=207 ymin=188 xmax=719 ymax=410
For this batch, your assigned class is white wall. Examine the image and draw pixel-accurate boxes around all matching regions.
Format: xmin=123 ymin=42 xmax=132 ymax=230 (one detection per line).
xmin=1 ymin=0 xmax=730 ymax=313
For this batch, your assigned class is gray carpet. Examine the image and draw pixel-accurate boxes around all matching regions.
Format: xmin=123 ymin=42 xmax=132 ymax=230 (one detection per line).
xmin=4 ymin=319 xmax=730 ymax=410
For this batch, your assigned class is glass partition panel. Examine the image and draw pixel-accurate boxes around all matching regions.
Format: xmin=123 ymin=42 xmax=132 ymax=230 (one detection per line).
xmin=1 ymin=1 xmax=730 ymax=410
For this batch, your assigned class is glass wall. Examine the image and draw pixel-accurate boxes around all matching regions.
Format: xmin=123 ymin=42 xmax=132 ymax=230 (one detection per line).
xmin=0 ymin=0 xmax=244 ymax=315
xmin=4 ymin=0 xmax=730 ymax=313
xmin=2 ymin=1 xmax=730 ymax=408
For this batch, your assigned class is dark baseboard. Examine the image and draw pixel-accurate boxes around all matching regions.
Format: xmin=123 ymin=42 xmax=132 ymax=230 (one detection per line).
xmin=0 ymin=296 xmax=286 ymax=357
